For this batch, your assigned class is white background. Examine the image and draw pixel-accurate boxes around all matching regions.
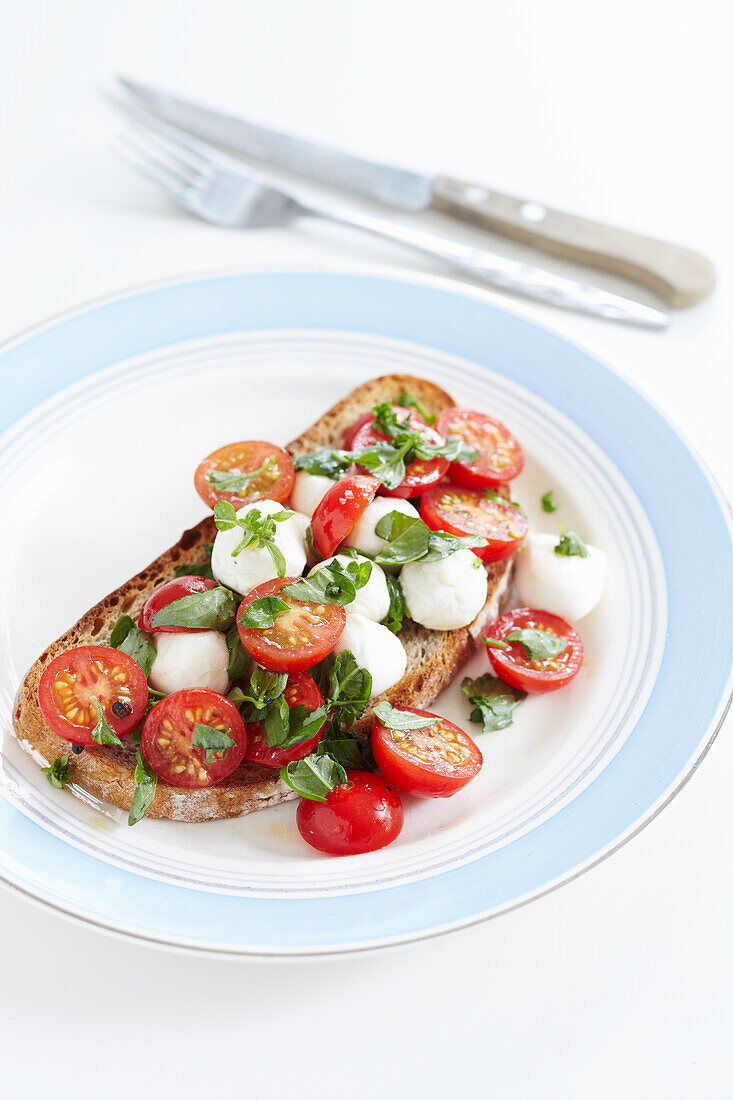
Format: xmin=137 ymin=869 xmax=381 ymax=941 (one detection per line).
xmin=1 ymin=1 xmax=731 ymax=1096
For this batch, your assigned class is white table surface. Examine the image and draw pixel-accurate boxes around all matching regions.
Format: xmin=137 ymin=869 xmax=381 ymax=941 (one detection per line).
xmin=1 ymin=1 xmax=731 ymax=1095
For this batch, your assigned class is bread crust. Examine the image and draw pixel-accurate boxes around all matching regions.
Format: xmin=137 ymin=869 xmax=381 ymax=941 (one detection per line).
xmin=12 ymin=374 xmax=513 ymax=821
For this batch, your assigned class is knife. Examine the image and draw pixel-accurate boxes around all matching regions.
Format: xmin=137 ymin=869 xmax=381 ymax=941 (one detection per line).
xmin=119 ymin=77 xmax=714 ymax=308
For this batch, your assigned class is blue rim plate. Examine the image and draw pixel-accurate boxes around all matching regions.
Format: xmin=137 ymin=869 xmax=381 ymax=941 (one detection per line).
xmin=0 ymin=269 xmax=731 ymax=956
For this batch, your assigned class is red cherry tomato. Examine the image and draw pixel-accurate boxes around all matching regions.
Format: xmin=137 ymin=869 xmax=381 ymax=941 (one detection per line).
xmin=243 ymin=671 xmax=326 ymax=768
xmin=420 ymin=484 xmax=528 ymax=563
xmin=485 ymin=608 xmax=584 ymax=693
xmin=352 ymin=419 xmax=448 ymax=499
xmin=343 ymin=404 xmax=425 ymax=449
xmin=371 ymin=707 xmax=482 ymax=798
xmin=194 ymin=440 xmax=294 ymax=510
xmin=139 ymin=576 xmax=219 ymax=634
xmin=38 ymin=645 xmax=148 ymax=747
xmin=237 ymin=576 xmax=346 ymax=673
xmin=141 ymin=688 xmax=247 ymax=788
xmin=435 ymin=407 xmax=524 ymax=488
xmin=296 ymin=770 xmax=404 ymax=855
xmin=310 ymin=474 xmax=379 ymax=558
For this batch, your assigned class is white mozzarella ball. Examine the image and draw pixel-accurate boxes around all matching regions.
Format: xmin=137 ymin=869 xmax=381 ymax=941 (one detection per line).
xmin=308 ymin=553 xmax=391 ymax=622
xmin=400 ymin=549 xmax=488 ymax=630
xmin=211 ymin=499 xmax=309 ymax=597
xmin=333 ymin=614 xmax=407 ymax=698
xmin=290 ymin=471 xmax=336 ymax=518
xmin=514 ymin=532 xmax=606 ymax=621
xmin=149 ymin=631 xmax=230 ymax=695
xmin=343 ymin=497 xmax=420 ymax=558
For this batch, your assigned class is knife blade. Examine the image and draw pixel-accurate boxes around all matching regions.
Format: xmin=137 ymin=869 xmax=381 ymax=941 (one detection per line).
xmin=118 ymin=76 xmax=714 ymax=309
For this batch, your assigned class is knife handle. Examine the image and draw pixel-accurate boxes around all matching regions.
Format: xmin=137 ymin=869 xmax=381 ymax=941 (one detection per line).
xmin=432 ymin=176 xmax=715 ymax=308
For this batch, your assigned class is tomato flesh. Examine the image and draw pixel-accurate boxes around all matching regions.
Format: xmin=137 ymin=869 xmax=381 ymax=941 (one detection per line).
xmin=420 ymin=484 xmax=528 ymax=563
xmin=237 ymin=576 xmax=346 ymax=673
xmin=485 ymin=608 xmax=584 ymax=693
xmin=435 ymin=407 xmax=524 ymax=488
xmin=310 ymin=474 xmax=379 ymax=558
xmin=352 ymin=419 xmax=448 ymax=499
xmin=194 ymin=440 xmax=294 ymax=510
xmin=296 ymin=770 xmax=403 ymax=855
xmin=139 ymin=576 xmax=218 ymax=633
xmin=343 ymin=404 xmax=425 ymax=449
xmin=38 ymin=645 xmax=148 ymax=747
xmin=141 ymin=688 xmax=247 ymax=788
xmin=372 ymin=707 xmax=482 ymax=798
xmin=243 ymin=671 xmax=326 ymax=768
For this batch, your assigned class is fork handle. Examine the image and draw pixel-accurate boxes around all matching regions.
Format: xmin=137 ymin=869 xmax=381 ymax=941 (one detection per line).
xmin=432 ymin=176 xmax=715 ymax=308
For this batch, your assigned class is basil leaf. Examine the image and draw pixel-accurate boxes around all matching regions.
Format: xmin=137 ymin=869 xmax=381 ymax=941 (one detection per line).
xmin=396 ymin=389 xmax=437 ymax=426
xmin=354 ymin=439 xmax=411 ymax=490
xmin=421 ymin=530 xmax=488 ymax=562
xmin=150 ymin=586 xmax=238 ymax=631
xmin=372 ymin=701 xmax=438 ymax=731
xmin=213 ymin=500 xmax=238 ymax=529
xmin=280 ymin=752 xmax=347 ymax=802
xmin=506 ymin=628 xmax=567 ymax=661
xmin=208 ymin=457 xmax=275 ymax=493
xmin=175 ymin=543 xmax=214 ymax=578
xmin=293 ymin=449 xmax=352 ymax=479
xmin=234 ymin=665 xmax=288 ymax=720
xmin=461 ymin=674 xmax=526 ymax=733
xmin=374 ymin=511 xmax=431 ymax=564
xmin=555 ymin=530 xmax=588 ymax=558
xmin=541 ymin=491 xmax=558 ymax=513
xmin=128 ymin=750 xmax=157 ymax=826
xmin=226 ymin=623 xmax=251 ymax=681
xmin=109 ymin=613 xmax=134 ymax=649
xmin=239 ymin=595 xmax=290 ymax=629
xmin=90 ymin=697 xmax=124 ymax=747
xmin=42 ymin=755 xmax=73 ymax=789
xmin=382 ymin=573 xmax=405 ymax=634
xmin=284 ymin=558 xmax=370 ymax=607
xmin=280 ymin=704 xmax=328 ymax=750
xmin=415 ymin=434 xmax=478 ymax=464
xmin=109 ymin=614 xmax=156 ymax=678
xmin=316 ymin=725 xmax=374 ymax=771
xmin=261 ymin=693 xmax=291 ymax=747
xmin=192 ymin=723 xmax=236 ymax=764
xmin=327 ymin=651 xmax=372 ymax=726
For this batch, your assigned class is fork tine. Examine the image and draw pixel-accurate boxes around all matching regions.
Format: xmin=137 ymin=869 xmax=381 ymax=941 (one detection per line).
xmin=116 ymin=139 xmax=188 ymax=201
xmin=122 ymin=127 xmax=200 ymax=191
xmin=128 ymin=113 xmax=211 ymax=177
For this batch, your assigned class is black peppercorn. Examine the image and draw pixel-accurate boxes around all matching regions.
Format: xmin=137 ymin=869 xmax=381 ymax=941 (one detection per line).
xmin=112 ymin=699 xmax=132 ymax=718
xmin=71 ymin=743 xmax=84 ymax=755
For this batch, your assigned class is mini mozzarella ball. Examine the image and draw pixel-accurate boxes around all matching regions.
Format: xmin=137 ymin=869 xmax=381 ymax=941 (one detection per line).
xmin=308 ymin=553 xmax=390 ymax=622
xmin=211 ymin=498 xmax=309 ymax=597
xmin=149 ymin=631 xmax=230 ymax=695
xmin=343 ymin=497 xmax=420 ymax=558
xmin=290 ymin=470 xmax=336 ymax=518
xmin=401 ymin=549 xmax=488 ymax=630
xmin=333 ymin=614 xmax=407 ymax=698
xmin=514 ymin=532 xmax=606 ymax=621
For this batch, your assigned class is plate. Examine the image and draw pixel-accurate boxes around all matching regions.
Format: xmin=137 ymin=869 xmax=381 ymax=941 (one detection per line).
xmin=0 ymin=269 xmax=731 ymax=956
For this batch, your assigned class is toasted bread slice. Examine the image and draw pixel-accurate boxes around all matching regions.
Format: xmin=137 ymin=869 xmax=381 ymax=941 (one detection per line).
xmin=12 ymin=374 xmax=513 ymax=821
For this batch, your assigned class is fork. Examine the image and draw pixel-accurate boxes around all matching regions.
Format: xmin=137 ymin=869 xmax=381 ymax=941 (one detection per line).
xmin=118 ymin=115 xmax=668 ymax=329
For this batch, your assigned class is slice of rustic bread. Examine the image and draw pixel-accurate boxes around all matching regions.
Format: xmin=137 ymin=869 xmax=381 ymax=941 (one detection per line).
xmin=12 ymin=374 xmax=513 ymax=821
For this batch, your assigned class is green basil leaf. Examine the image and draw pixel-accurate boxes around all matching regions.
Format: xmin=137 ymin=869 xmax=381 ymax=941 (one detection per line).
xmin=226 ymin=622 xmax=251 ymax=681
xmin=381 ymin=573 xmax=405 ymax=634
xmin=265 ymin=540 xmax=287 ymax=578
xmin=293 ymin=449 xmax=352 ymax=479
xmin=150 ymin=586 xmax=238 ymax=631
xmin=541 ymin=490 xmax=558 ymax=513
xmin=413 ymin=434 xmax=478 ymax=464
xmin=421 ymin=530 xmax=488 ymax=562
xmin=353 ymin=439 xmax=410 ymax=490
xmin=281 ymin=704 xmax=329 ymax=750
xmin=280 ymin=752 xmax=347 ymax=802
xmin=327 ymin=651 xmax=372 ymax=727
xmin=213 ymin=500 xmax=238 ymax=529
xmin=234 ymin=665 xmax=288 ymax=720
xmin=315 ymin=725 xmax=374 ymax=771
xmin=128 ymin=750 xmax=157 ymax=826
xmin=109 ymin=613 xmax=134 ymax=649
xmin=90 ymin=697 xmax=124 ymax=748
xmin=42 ymin=755 xmax=73 ymax=789
xmin=192 ymin=723 xmax=236 ymax=764
xmin=396 ymin=389 xmax=437 ymax=426
xmin=208 ymin=457 xmax=275 ymax=493
xmin=374 ymin=511 xmax=431 ymax=564
xmin=261 ymin=694 xmax=291 ymax=747
xmin=174 ymin=542 xmax=214 ymax=579
xmin=461 ymin=674 xmax=526 ymax=733
xmin=110 ymin=615 xmax=156 ymax=678
xmin=555 ymin=530 xmax=588 ymax=558
xmin=506 ymin=628 xmax=567 ymax=661
xmin=284 ymin=557 xmax=364 ymax=606
xmin=238 ymin=595 xmax=289 ymax=629
xmin=372 ymin=701 xmax=438 ymax=731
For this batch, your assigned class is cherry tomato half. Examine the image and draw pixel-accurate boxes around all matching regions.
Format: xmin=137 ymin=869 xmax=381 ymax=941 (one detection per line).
xmin=243 ymin=670 xmax=326 ymax=768
xmin=139 ymin=576 xmax=219 ymax=634
xmin=485 ymin=608 xmax=584 ymax=693
xmin=237 ymin=576 xmax=346 ymax=673
xmin=352 ymin=419 xmax=448 ymax=499
xmin=296 ymin=770 xmax=404 ymax=855
xmin=343 ymin=404 xmax=425 ymax=450
xmin=372 ymin=707 xmax=482 ymax=798
xmin=194 ymin=440 xmax=295 ymax=510
xmin=141 ymin=688 xmax=247 ymax=788
xmin=38 ymin=645 xmax=148 ymax=747
xmin=420 ymin=484 xmax=528 ymax=563
xmin=310 ymin=474 xmax=379 ymax=558
xmin=435 ymin=407 xmax=524 ymax=488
